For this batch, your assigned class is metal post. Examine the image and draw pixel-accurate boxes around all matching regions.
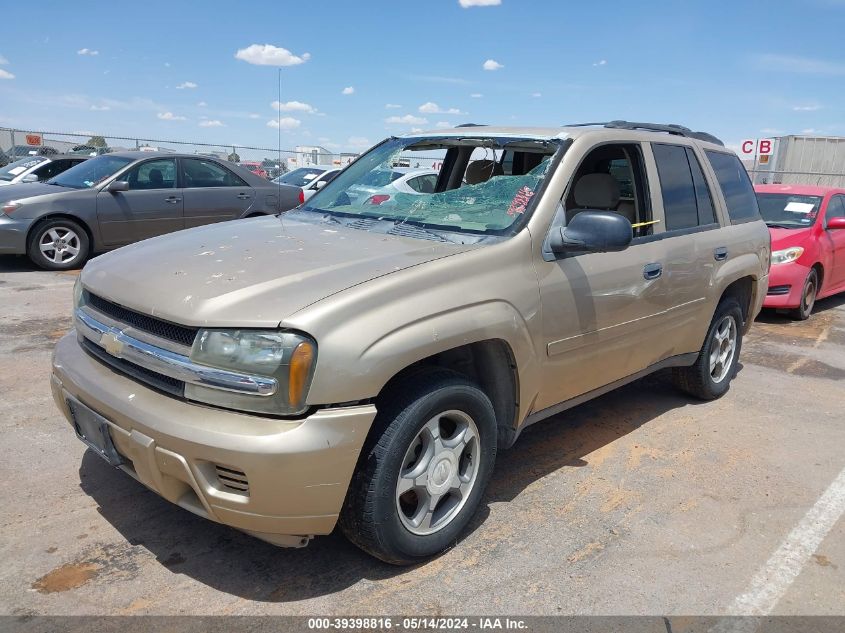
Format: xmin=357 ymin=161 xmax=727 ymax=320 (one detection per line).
xmin=10 ymin=128 xmax=15 ymax=154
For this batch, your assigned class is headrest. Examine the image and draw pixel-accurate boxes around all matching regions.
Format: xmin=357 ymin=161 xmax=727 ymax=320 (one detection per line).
xmin=573 ymin=173 xmax=620 ymax=209
xmin=465 ymin=159 xmax=503 ymax=185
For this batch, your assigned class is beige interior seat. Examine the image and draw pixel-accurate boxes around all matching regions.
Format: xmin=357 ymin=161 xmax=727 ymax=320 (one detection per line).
xmin=465 ymin=159 xmax=503 ymax=185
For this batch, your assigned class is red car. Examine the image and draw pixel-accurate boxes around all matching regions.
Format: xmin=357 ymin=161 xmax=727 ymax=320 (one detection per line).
xmin=756 ymin=184 xmax=845 ymax=319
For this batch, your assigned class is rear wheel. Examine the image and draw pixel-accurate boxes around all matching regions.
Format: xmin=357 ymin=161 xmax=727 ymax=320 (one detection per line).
xmin=27 ymin=218 xmax=89 ymax=270
xmin=789 ymin=269 xmax=818 ymax=321
xmin=673 ymin=298 xmax=743 ymax=400
xmin=339 ymin=370 xmax=497 ymax=565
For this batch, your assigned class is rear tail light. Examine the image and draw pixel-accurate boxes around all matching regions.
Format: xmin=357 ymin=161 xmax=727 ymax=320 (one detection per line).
xmin=298 ymin=188 xmax=305 ymax=205
xmin=366 ymin=194 xmax=391 ymax=205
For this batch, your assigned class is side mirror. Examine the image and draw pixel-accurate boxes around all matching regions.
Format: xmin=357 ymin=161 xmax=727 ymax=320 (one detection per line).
xmin=106 ymin=180 xmax=129 ymax=193
xmin=315 ymin=180 xmax=327 ymax=190
xmin=21 ymin=174 xmax=38 ymax=183
xmin=827 ymin=217 xmax=845 ymax=230
xmin=549 ymin=210 xmax=633 ymax=255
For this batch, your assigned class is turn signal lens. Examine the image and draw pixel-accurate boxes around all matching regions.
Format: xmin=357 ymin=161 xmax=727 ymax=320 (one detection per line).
xmin=289 ymin=340 xmax=315 ymax=409
xmin=2 ymin=201 xmax=21 ymax=214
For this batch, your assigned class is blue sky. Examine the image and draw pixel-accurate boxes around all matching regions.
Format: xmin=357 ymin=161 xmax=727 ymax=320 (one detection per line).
xmin=1 ymin=0 xmax=844 ymax=154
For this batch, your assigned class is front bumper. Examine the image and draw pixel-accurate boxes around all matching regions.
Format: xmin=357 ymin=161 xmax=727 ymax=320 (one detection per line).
xmin=763 ymin=262 xmax=810 ymax=309
xmin=51 ymin=332 xmax=377 ymax=546
xmin=0 ymin=214 xmax=34 ymax=254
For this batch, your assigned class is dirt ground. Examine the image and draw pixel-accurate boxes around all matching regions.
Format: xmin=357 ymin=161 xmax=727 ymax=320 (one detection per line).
xmin=0 ymin=254 xmax=843 ymax=617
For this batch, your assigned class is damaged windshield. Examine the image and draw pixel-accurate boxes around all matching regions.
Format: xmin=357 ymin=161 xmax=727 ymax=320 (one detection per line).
xmin=296 ymin=135 xmax=561 ymax=240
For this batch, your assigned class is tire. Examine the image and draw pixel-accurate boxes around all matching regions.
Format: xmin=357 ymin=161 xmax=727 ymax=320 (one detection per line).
xmin=789 ymin=269 xmax=818 ymax=321
xmin=27 ymin=218 xmax=90 ymax=270
xmin=672 ymin=298 xmax=744 ymax=400
xmin=339 ymin=370 xmax=497 ymax=565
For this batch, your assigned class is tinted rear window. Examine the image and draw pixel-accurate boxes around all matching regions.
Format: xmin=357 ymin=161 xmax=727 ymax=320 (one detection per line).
xmin=705 ymin=151 xmax=760 ymax=223
xmin=652 ymin=144 xmax=699 ymax=231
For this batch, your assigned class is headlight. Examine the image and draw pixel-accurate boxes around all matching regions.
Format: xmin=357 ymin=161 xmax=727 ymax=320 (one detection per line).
xmin=771 ymin=246 xmax=804 ymax=265
xmin=187 ymin=329 xmax=316 ymax=415
xmin=2 ymin=200 xmax=22 ymax=215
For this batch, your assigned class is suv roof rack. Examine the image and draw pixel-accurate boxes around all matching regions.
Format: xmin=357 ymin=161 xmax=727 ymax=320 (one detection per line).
xmin=562 ymin=120 xmax=724 ymax=146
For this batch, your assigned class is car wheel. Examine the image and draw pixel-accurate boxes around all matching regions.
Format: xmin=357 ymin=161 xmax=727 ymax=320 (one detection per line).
xmin=789 ymin=269 xmax=818 ymax=321
xmin=339 ymin=370 xmax=497 ymax=565
xmin=27 ymin=218 xmax=90 ymax=271
xmin=672 ymin=298 xmax=743 ymax=400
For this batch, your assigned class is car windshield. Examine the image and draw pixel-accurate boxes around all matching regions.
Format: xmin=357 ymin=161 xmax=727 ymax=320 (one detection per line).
xmin=46 ymin=155 xmax=134 ymax=189
xmin=0 ymin=156 xmax=48 ymax=181
xmin=757 ymin=193 xmax=823 ymax=228
xmin=298 ymin=135 xmax=560 ymax=239
xmin=275 ymin=167 xmax=326 ymax=187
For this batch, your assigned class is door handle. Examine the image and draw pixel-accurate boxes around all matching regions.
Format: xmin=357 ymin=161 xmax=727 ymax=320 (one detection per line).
xmin=714 ymin=247 xmax=729 ymax=261
xmin=236 ymin=193 xmax=252 ymax=200
xmin=165 ymin=196 xmax=181 ymax=204
xmin=643 ymin=263 xmax=663 ymax=280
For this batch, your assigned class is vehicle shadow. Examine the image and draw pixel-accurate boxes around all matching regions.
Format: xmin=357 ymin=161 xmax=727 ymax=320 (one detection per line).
xmin=0 ymin=254 xmax=81 ymax=274
xmin=78 ymin=370 xmax=704 ymax=602
xmin=755 ymin=292 xmax=845 ymax=323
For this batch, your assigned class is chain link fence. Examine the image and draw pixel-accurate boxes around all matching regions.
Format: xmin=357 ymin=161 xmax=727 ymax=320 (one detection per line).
xmin=746 ymin=135 xmax=845 ymax=188
xmin=0 ymin=127 xmax=360 ymax=180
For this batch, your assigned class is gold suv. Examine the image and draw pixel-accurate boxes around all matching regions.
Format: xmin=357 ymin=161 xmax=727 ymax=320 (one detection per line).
xmin=51 ymin=122 xmax=771 ymax=564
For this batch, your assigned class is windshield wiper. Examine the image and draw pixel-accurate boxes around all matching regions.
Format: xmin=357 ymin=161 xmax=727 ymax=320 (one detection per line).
xmin=764 ymin=222 xmax=795 ymax=229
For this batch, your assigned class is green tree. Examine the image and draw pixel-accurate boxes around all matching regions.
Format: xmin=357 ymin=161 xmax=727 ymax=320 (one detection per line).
xmin=85 ymin=135 xmax=106 ymax=148
xmin=228 ymin=151 xmax=240 ymax=163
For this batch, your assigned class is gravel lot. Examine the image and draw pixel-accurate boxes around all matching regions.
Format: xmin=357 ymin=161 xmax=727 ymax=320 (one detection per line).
xmin=1 ymin=255 xmax=843 ymax=617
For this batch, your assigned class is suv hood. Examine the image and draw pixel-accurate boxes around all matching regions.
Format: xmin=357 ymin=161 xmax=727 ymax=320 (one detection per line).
xmin=81 ymin=215 xmax=476 ymax=327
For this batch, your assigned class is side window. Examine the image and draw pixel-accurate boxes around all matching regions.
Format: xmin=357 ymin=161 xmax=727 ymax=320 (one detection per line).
xmin=33 ymin=160 xmax=68 ymax=181
xmin=565 ymin=143 xmax=653 ymax=237
xmin=686 ymin=148 xmax=717 ymax=225
xmin=826 ymin=195 xmax=845 ymax=220
xmin=407 ymin=174 xmax=437 ymax=193
xmin=705 ymin=150 xmax=760 ymax=224
xmin=652 ymin=144 xmax=700 ymax=231
xmin=181 ymin=158 xmax=248 ymax=188
xmin=124 ymin=159 xmax=177 ymax=190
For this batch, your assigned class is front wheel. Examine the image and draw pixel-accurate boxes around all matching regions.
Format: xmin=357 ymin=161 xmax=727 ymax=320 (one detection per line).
xmin=27 ymin=218 xmax=90 ymax=270
xmin=673 ymin=298 xmax=744 ymax=400
xmin=789 ymin=269 xmax=818 ymax=321
xmin=339 ymin=370 xmax=497 ymax=565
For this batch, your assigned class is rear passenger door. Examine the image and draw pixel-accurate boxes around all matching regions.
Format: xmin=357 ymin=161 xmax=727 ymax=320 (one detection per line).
xmin=95 ymin=158 xmax=183 ymax=246
xmin=180 ymin=158 xmax=256 ymax=228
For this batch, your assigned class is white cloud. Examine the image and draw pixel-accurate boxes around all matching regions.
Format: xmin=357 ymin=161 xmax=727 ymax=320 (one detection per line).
xmin=470 ymin=93 xmax=483 ymax=98
xmin=199 ymin=119 xmax=224 ymax=127
xmin=248 ymin=113 xmax=261 ymax=119
xmin=531 ymin=92 xmax=542 ymax=97
xmin=0 ymin=69 xmax=15 ymax=80
xmin=176 ymin=81 xmax=198 ymax=89
xmin=347 ymin=136 xmax=371 ymax=149
xmin=483 ymin=59 xmax=503 ymax=71
xmin=793 ymin=104 xmax=821 ymax=111
xmin=459 ymin=0 xmax=501 ymax=6
xmin=385 ymin=103 xmax=402 ymax=109
xmin=760 ymin=128 xmax=784 ymax=135
xmin=197 ymin=101 xmax=207 ymax=107
xmin=272 ymin=100 xmax=316 ymax=113
xmin=754 ymin=53 xmax=845 ymax=75
xmin=386 ymin=114 xmax=428 ymax=125
xmin=0 ymin=55 xmax=8 ymax=65
xmin=435 ymin=121 xmax=451 ymax=128
xmin=89 ymin=105 xmax=110 ymax=111
xmin=593 ymin=59 xmax=607 ymax=67
xmin=801 ymin=128 xmax=819 ymax=134
xmin=410 ymin=127 xmax=424 ymax=133
xmin=164 ymin=62 xmax=171 ymax=67
xmin=267 ymin=116 xmax=301 ymax=129
xmin=157 ymin=111 xmax=186 ymax=121
xmin=418 ymin=101 xmax=466 ymax=114
xmin=77 ymin=48 xmax=99 ymax=56
xmin=342 ymin=86 xmax=355 ymax=95
xmin=234 ymin=44 xmax=311 ymax=66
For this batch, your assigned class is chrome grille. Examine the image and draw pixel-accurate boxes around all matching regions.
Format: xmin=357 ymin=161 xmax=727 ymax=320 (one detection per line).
xmin=81 ymin=338 xmax=185 ymax=397
xmin=86 ymin=293 xmax=199 ymax=347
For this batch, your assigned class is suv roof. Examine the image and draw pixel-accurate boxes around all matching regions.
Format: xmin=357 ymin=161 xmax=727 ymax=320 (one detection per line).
xmin=412 ymin=121 xmax=726 ymax=150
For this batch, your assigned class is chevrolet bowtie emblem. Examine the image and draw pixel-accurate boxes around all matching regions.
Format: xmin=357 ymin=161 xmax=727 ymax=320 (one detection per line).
xmin=100 ymin=332 xmax=125 ymax=357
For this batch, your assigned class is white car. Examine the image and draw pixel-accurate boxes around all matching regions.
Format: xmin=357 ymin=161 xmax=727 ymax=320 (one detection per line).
xmin=273 ymin=166 xmax=340 ymax=202
xmin=346 ymin=168 xmax=438 ymax=206
xmin=0 ymin=155 xmax=89 ymax=187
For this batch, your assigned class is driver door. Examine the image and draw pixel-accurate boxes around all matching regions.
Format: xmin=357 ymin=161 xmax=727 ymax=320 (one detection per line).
xmin=96 ymin=158 xmax=183 ymax=247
